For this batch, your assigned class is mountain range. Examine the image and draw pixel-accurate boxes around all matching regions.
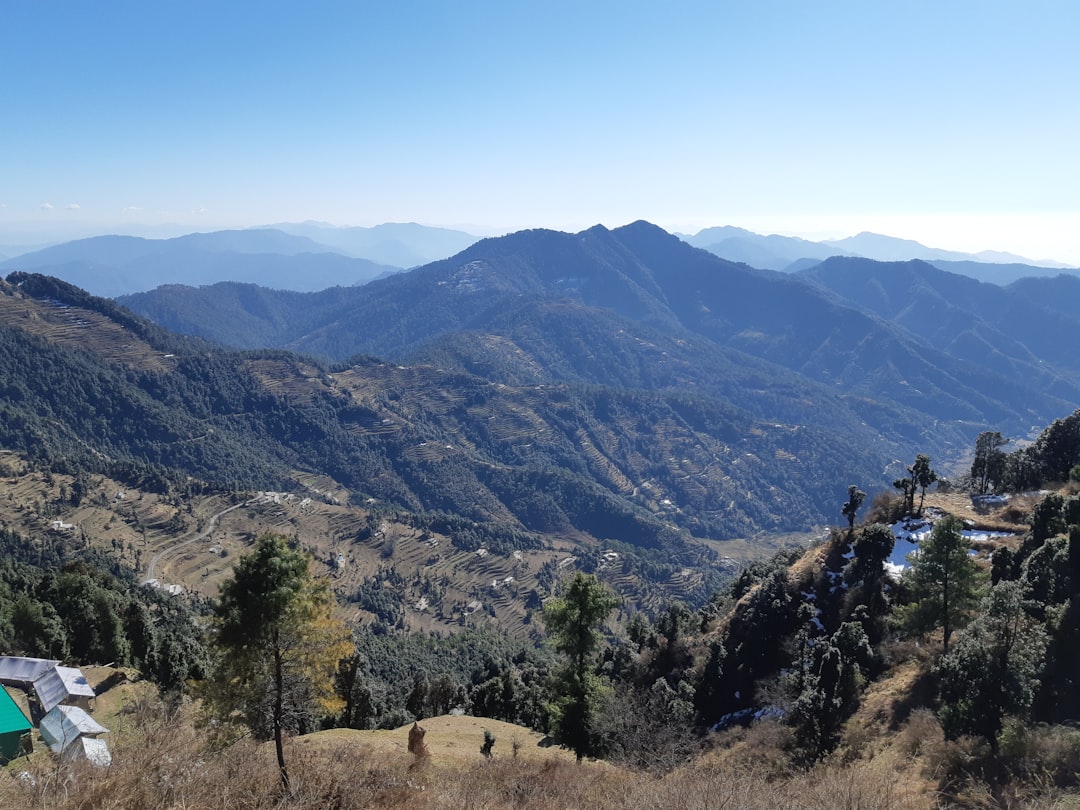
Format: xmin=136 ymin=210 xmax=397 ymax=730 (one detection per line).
xmin=260 ymin=221 xmax=481 ymax=268
xmin=0 ymin=229 xmax=403 ymax=298
xmin=116 ymin=222 xmax=1080 ymax=443
xmin=3 ymin=221 xmax=1075 ymax=300
xmin=681 ymin=225 xmax=1077 ymax=281
xmin=3 ymin=221 xmax=1080 ymax=567
xmin=3 ymin=223 xmax=1078 ymax=801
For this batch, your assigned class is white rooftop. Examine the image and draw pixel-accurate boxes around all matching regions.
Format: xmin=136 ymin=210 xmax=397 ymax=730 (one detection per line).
xmin=33 ymin=666 xmax=95 ymax=713
xmin=40 ymin=704 xmax=108 ymax=754
xmin=0 ymin=656 xmax=59 ymax=686
xmin=63 ymin=735 xmax=111 ymax=767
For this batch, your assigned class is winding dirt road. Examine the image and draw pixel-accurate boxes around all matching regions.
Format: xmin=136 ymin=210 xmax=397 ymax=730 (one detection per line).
xmin=143 ymin=499 xmax=249 ymax=585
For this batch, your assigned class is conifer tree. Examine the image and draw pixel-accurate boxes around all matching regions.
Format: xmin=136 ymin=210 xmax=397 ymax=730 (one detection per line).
xmin=935 ymin=581 xmax=1048 ymax=751
xmin=207 ymin=533 xmax=352 ymax=790
xmin=842 ymin=484 xmax=866 ymax=532
xmin=911 ymin=454 xmax=937 ymax=515
xmin=901 ymin=515 xmax=983 ymax=652
xmin=971 ymin=431 xmax=1008 ymax=494
xmin=543 ymin=572 xmax=617 ymax=761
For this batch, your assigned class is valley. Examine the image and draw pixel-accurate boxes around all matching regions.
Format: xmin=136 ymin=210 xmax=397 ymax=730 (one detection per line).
xmin=3 ymin=222 xmax=1080 ymax=809
xmin=0 ymin=452 xmax=730 ymax=638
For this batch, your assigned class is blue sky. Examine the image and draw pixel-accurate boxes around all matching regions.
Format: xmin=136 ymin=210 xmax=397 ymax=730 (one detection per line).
xmin=3 ymin=1 xmax=1078 ymax=263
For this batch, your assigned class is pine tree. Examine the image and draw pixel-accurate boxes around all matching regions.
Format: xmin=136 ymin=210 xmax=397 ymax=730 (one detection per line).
xmin=543 ymin=572 xmax=617 ymax=761
xmin=206 ymin=533 xmax=353 ymax=790
xmin=970 ymin=431 xmax=1008 ymax=494
xmin=901 ymin=515 xmax=984 ymax=652
xmin=911 ymin=454 xmax=937 ymax=515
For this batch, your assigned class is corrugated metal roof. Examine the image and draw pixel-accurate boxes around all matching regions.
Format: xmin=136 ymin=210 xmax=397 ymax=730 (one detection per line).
xmin=39 ymin=705 xmax=108 ymax=753
xmin=56 ymin=667 xmax=95 ymax=698
xmin=63 ymin=736 xmax=111 ymax=767
xmin=0 ymin=656 xmax=58 ymax=686
xmin=33 ymin=666 xmax=94 ymax=713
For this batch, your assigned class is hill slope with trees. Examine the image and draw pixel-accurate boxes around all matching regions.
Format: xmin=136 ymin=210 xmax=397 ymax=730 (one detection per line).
xmin=118 ymin=222 xmax=1080 ymax=449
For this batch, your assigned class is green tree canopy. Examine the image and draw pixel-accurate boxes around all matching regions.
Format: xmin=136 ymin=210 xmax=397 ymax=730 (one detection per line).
xmin=901 ymin=515 xmax=984 ymax=652
xmin=842 ymin=484 xmax=866 ymax=531
xmin=207 ymin=533 xmax=352 ymax=790
xmin=910 ymin=454 xmax=937 ymax=515
xmin=970 ymin=431 xmax=1008 ymax=495
xmin=935 ymin=581 xmax=1048 ymax=751
xmin=543 ymin=572 xmax=618 ymax=761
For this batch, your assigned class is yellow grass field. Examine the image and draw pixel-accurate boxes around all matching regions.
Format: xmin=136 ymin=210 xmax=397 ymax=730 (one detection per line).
xmin=297 ymin=714 xmax=580 ymax=766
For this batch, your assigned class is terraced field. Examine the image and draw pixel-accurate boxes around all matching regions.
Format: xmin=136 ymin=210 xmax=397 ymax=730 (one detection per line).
xmin=0 ymin=442 xmax=735 ymax=637
xmin=0 ymin=282 xmax=176 ymax=373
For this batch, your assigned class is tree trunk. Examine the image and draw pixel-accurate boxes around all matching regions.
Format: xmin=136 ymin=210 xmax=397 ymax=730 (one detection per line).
xmin=274 ymin=636 xmax=289 ymax=791
xmin=942 ymin=561 xmax=951 ymax=654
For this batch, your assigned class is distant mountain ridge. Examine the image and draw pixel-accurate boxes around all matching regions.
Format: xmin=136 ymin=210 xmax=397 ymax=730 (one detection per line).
xmin=118 ymin=221 xmax=1080 ymax=454
xmin=681 ymin=226 xmax=853 ymax=269
xmin=682 ymin=226 xmax=1076 ymax=279
xmin=4 ymin=221 xmax=1072 ymax=297
xmin=257 ymin=221 xmax=480 ymax=268
xmin=0 ymin=223 xmax=481 ymax=297
xmin=798 ymin=257 xmax=1080 ymax=391
xmin=0 ymin=229 xmax=402 ymax=297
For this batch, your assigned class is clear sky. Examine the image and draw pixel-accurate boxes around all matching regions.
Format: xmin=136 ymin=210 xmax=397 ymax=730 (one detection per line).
xmin=3 ymin=1 xmax=1078 ymax=263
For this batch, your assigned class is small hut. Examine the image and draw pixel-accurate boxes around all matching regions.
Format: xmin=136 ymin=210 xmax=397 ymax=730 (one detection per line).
xmin=63 ymin=735 xmax=111 ymax=767
xmin=0 ymin=656 xmax=58 ymax=688
xmin=33 ymin=666 xmax=95 ymax=713
xmin=0 ymin=686 xmax=32 ymax=764
xmin=39 ymin=705 xmax=108 ymax=758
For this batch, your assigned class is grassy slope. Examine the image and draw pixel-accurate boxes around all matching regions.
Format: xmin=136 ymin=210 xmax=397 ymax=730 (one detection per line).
xmin=296 ymin=715 xmax=577 ymax=766
xmin=0 ymin=694 xmax=939 ymax=810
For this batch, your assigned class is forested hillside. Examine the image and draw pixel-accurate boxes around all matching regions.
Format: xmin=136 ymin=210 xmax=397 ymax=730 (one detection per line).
xmin=0 ymin=270 xmax=894 ymax=633
xmin=799 ymin=257 xmax=1080 ymax=385
xmin=4 ymin=409 xmax=1080 ymax=808
xmin=1 ymin=270 xmax=907 ymax=545
xmin=119 ymin=222 xmax=1080 ymax=450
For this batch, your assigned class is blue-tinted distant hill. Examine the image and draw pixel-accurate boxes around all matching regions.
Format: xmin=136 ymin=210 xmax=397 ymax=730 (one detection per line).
xmin=821 ymin=232 xmax=1070 ymax=268
xmin=681 ymin=226 xmax=850 ymax=270
xmin=821 ymin=232 xmax=980 ymax=263
xmin=683 ymin=226 xmax=1075 ymax=280
xmin=0 ymin=229 xmax=401 ymax=296
xmin=118 ymin=222 xmax=1080 ymax=451
xmin=929 ymin=260 xmax=1080 ymax=286
xmin=1007 ymin=273 xmax=1080 ymax=322
xmin=798 ymin=257 xmax=1080 ymax=392
xmin=262 ymin=221 xmax=480 ymax=268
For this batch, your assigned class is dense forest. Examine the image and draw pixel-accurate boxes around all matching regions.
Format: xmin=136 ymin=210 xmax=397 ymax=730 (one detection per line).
xmin=0 ymin=525 xmax=207 ymax=692
xmin=5 ymin=258 xmax=1080 ymax=805
xmin=3 ymin=410 xmax=1080 ymax=804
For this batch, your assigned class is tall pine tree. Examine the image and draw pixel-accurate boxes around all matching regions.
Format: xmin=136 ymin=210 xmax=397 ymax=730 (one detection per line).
xmin=206 ymin=533 xmax=352 ymax=790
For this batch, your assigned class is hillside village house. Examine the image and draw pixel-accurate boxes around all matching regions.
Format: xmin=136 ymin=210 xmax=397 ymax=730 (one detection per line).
xmin=39 ymin=704 xmax=110 ymax=766
xmin=0 ymin=655 xmax=109 ymax=764
xmin=0 ymin=686 xmax=32 ymax=764
xmin=0 ymin=656 xmax=96 ymax=718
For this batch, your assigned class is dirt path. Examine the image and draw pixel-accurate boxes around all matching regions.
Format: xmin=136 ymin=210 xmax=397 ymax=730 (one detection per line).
xmin=143 ymin=500 xmax=248 ymax=585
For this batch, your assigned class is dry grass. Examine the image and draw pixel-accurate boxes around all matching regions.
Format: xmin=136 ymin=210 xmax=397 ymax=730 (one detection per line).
xmin=296 ymin=715 xmax=578 ymax=766
xmin=0 ymin=700 xmax=941 ymax=810
xmin=923 ymin=492 xmax=1033 ymax=535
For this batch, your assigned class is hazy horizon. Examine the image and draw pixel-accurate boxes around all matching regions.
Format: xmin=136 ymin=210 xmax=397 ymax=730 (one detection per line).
xmin=4 ymin=2 xmax=1078 ymax=264
xmin=1 ymin=216 xmax=1077 ymax=270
